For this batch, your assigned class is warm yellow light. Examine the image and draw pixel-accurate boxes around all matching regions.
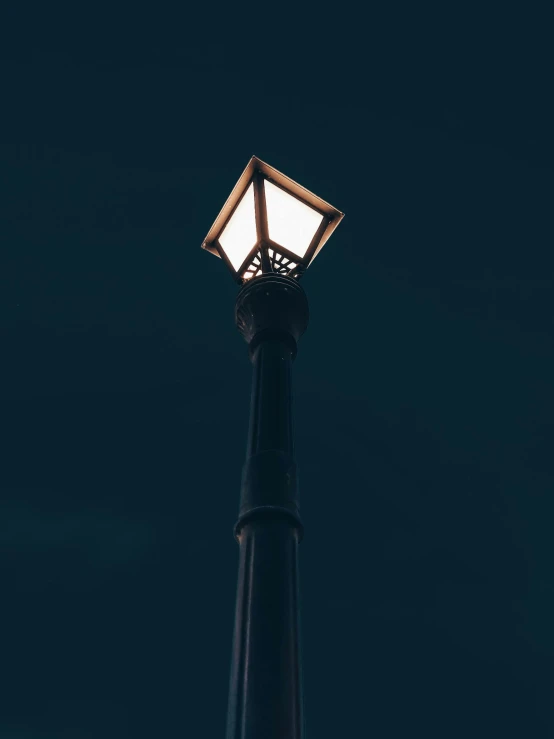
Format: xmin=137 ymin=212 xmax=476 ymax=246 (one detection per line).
xmin=264 ymin=180 xmax=324 ymax=258
xmin=219 ymin=183 xmax=257 ymax=270
xmin=202 ymin=156 xmax=344 ymax=279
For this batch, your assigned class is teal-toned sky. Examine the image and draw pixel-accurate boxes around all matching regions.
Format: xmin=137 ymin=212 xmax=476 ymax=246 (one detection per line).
xmin=2 ymin=5 xmax=553 ymax=737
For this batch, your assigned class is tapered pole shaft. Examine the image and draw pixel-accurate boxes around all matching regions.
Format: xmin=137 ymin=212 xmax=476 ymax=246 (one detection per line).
xmin=226 ymin=275 xmax=309 ymax=739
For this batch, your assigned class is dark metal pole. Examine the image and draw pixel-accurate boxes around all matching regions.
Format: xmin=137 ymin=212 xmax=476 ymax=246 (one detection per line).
xmin=226 ymin=273 xmax=309 ymax=739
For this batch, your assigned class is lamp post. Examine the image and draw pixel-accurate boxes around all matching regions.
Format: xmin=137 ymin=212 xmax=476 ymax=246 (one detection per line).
xmin=201 ymin=157 xmax=344 ymax=739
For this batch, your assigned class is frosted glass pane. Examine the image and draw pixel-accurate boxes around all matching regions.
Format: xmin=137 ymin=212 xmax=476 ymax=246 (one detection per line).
xmin=265 ymin=180 xmax=324 ymax=258
xmin=219 ymin=183 xmax=257 ymax=271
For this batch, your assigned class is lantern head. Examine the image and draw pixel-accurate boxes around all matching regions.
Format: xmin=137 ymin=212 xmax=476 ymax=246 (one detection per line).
xmin=201 ymin=156 xmax=344 ymax=283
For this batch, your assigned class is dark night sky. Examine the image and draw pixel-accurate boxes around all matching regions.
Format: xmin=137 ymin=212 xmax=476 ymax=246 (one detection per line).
xmin=2 ymin=6 xmax=554 ymax=737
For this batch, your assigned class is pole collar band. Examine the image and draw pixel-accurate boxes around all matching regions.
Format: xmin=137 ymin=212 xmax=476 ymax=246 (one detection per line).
xmin=234 ymin=505 xmax=304 ymax=542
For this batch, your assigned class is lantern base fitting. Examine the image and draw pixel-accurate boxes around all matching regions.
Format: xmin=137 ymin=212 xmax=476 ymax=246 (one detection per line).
xmin=234 ymin=273 xmax=309 ymax=360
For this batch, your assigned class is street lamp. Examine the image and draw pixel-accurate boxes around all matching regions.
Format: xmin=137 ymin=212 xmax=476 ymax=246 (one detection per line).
xmin=202 ymin=156 xmax=344 ymax=739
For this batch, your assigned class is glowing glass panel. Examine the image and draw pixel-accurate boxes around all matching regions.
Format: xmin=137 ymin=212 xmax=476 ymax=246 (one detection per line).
xmin=219 ymin=183 xmax=257 ymax=271
xmin=264 ymin=180 xmax=324 ymax=258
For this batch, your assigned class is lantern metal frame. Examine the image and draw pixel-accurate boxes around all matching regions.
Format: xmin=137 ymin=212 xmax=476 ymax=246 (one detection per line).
xmin=201 ymin=156 xmax=344 ymax=284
